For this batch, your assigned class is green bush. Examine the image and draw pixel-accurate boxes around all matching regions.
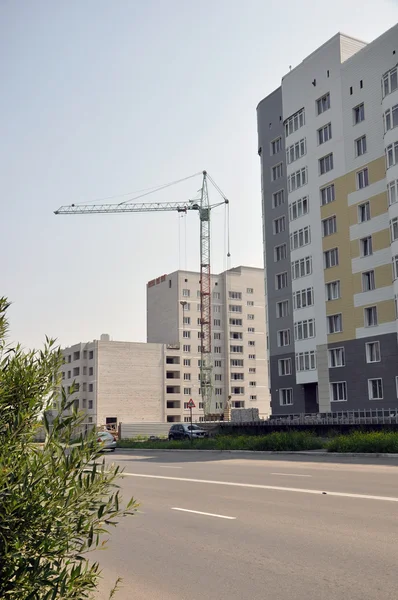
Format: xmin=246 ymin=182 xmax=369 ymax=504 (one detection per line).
xmin=327 ymin=431 xmax=398 ymax=453
xmin=118 ymin=431 xmax=323 ymax=451
xmin=0 ymin=298 xmax=137 ymax=599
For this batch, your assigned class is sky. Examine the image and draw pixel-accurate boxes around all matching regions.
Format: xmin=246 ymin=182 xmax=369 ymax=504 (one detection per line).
xmin=1 ymin=0 xmax=397 ymax=349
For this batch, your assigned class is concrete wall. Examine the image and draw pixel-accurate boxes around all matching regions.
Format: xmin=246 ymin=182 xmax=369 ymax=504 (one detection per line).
xmin=147 ymin=272 xmax=179 ymax=344
xmin=96 ymin=341 xmax=165 ymax=424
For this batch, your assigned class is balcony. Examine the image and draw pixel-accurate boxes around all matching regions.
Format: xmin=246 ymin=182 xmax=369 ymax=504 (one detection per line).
xmin=166 ymin=401 xmax=181 ymax=409
xmin=166 ymin=370 xmax=180 ymax=379
xmin=166 ymin=385 xmax=181 ymax=394
xmin=166 ymin=356 xmax=180 ymax=365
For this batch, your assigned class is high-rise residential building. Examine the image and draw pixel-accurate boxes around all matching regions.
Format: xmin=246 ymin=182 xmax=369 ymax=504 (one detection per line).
xmin=257 ymin=25 xmax=398 ymax=415
xmin=147 ymin=266 xmax=270 ymax=418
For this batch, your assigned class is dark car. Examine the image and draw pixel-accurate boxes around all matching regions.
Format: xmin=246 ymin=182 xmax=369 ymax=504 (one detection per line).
xmin=168 ymin=424 xmax=208 ymax=440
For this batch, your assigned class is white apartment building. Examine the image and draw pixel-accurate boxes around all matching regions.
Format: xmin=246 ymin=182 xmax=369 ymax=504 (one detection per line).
xmin=60 ymin=334 xmax=185 ymax=428
xmin=258 ymin=24 xmax=398 ymax=415
xmin=147 ymin=266 xmax=270 ymax=418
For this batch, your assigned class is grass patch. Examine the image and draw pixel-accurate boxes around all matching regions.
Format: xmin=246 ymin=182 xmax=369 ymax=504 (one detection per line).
xmin=326 ymin=431 xmax=398 ymax=453
xmin=117 ymin=431 xmax=323 ymax=452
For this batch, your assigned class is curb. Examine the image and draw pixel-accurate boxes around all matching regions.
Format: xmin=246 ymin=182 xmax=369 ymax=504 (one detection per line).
xmin=115 ymin=448 xmax=398 ymax=458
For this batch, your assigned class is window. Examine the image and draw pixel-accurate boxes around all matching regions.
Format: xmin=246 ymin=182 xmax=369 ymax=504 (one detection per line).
xmin=183 ymin=344 xmax=191 ymax=352
xmin=386 ymin=141 xmax=398 ymax=168
xmin=273 ymin=216 xmax=286 ymax=234
xmin=291 ymin=256 xmax=312 ymax=280
xmin=213 ymin=305 xmax=221 ymax=313
xmin=290 ymin=226 xmax=311 ymax=250
xmin=229 ymin=318 xmax=242 ymax=326
xmin=316 ymin=92 xmax=330 ymax=115
xmin=215 ymin=388 xmax=223 ymax=396
xmin=248 ymin=354 xmax=256 ymax=359
xmin=294 ymin=319 xmax=315 ymax=341
xmin=319 ymin=153 xmax=333 ymax=175
xmin=357 ymin=167 xmax=369 ymax=189
xmin=249 ymin=381 xmax=256 ymax=388
xmin=353 ymin=103 xmax=365 ymax=124
xmin=368 ymin=378 xmax=383 ymax=400
xmin=366 ymin=341 xmax=380 ymax=363
xmin=247 ymin=301 xmax=254 ymax=306
xmin=278 ymin=358 xmax=291 ymax=376
xmin=272 ymin=189 xmax=284 ymax=208
xmin=88 ymin=384 xmax=94 ymax=393
xmin=322 ymin=216 xmax=337 ymax=237
xmin=325 ymin=280 xmax=340 ymax=300
xmin=276 ymin=300 xmax=289 ymax=318
xmin=229 ymin=304 xmax=242 ymax=313
xmin=249 ymin=367 xmax=256 ymax=374
xmin=88 ymin=400 xmax=93 ymax=409
xmin=230 ymin=345 xmax=243 ymax=353
xmin=274 ymin=244 xmax=287 ymax=262
xmin=286 ymin=138 xmax=306 ymax=164
xmin=248 ymin=340 xmax=255 ymax=347
xmin=393 ymin=255 xmax=398 ymax=280
xmin=215 ymin=359 xmax=222 ymax=367
xmin=285 ymin=108 xmax=305 ymax=137
xmin=288 ymin=167 xmax=307 ymax=192
xmin=324 ymin=248 xmax=339 ymax=268
xmin=295 ymin=351 xmax=316 ymax=372
xmin=289 ymin=196 xmax=309 ymax=221
xmin=364 ymin=306 xmax=377 ymax=327
xmin=320 ymin=184 xmax=335 ymax=206
xmin=293 ymin=287 xmax=314 ymax=310
xmin=276 ymin=272 xmax=288 ymax=289
xmin=183 ymin=387 xmax=191 ymax=395
xmin=213 ymin=292 xmax=220 ymax=299
xmin=271 ymin=137 xmax=282 ymax=155
xmin=318 ymin=122 xmax=332 ymax=144
xmin=250 ymin=395 xmax=257 ymax=401
xmin=184 ymin=373 xmax=191 ymax=381
xmin=229 ymin=291 xmax=242 ymax=301
xmin=355 ymin=135 xmax=367 ymax=157
xmin=390 ymin=217 xmax=398 ymax=242
xmin=214 ymin=318 xmax=221 ymax=326
xmin=182 ymin=289 xmax=190 ymax=297
xmin=329 ymin=347 xmax=345 ymax=367
xmin=272 ymin=163 xmax=283 ymax=181
xmin=231 ymin=373 xmax=244 ymax=381
xmin=231 ymin=387 xmax=244 ymax=395
xmin=384 ymin=105 xmax=398 ymax=132
xmin=230 ymin=359 xmax=244 ymax=367
xmin=246 ymin=288 xmax=254 ymax=294
xmin=214 ymin=346 xmax=222 ymax=353
xmin=73 ymin=367 xmax=80 ymax=377
xmin=247 ymin=314 xmax=255 ymax=320
xmin=327 ymin=313 xmax=342 ymax=334
xmin=358 ymin=201 xmax=370 ymax=223
xmin=277 ymin=329 xmax=291 ymax=347
xmin=382 ymin=66 xmax=398 ymax=98
xmin=183 ymin=316 xmax=191 ymax=325
xmin=214 ymin=332 xmax=221 ymax=340
xmin=331 ymin=382 xmax=347 ymax=402
xmin=279 ymin=388 xmax=293 ymax=406
xmin=183 ymin=359 xmax=191 ymax=366
xmin=183 ymin=330 xmax=191 ymax=338
xmin=388 ymin=180 xmax=397 ymax=206
xmin=248 ymin=327 xmax=255 ymax=332
xmin=89 ymin=351 xmax=94 ymax=360
xmin=215 ymin=374 xmax=222 ymax=381
xmin=230 ymin=331 xmax=243 ymax=340
xmin=362 ymin=270 xmax=375 ymax=292
xmin=360 ymin=236 xmax=373 ymax=257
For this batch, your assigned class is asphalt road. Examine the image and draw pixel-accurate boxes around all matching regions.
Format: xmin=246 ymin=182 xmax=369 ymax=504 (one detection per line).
xmin=95 ymin=451 xmax=398 ymax=600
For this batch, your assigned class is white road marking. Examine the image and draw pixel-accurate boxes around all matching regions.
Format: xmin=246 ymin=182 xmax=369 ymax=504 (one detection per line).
xmin=172 ymin=508 xmax=236 ymax=520
xmin=271 ymin=472 xmax=312 ymax=478
xmin=120 ymin=472 xmax=398 ymax=503
xmin=158 ymin=466 xmax=182 ymax=469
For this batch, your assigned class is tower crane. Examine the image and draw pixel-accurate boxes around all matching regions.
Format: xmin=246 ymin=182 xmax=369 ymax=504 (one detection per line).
xmin=55 ymin=171 xmax=229 ymax=418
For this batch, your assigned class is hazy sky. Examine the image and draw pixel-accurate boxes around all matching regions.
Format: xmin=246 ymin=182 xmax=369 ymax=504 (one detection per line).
xmin=1 ymin=0 xmax=397 ymax=349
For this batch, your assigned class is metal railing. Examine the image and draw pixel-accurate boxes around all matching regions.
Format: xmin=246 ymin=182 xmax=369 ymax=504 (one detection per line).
xmin=222 ymin=409 xmax=398 ymax=426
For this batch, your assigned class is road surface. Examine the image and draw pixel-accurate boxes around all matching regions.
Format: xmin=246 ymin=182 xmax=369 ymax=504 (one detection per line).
xmin=95 ymin=451 xmax=398 ymax=600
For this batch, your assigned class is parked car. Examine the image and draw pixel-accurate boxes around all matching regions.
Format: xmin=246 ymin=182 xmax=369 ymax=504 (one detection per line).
xmin=168 ymin=424 xmax=208 ymax=440
xmin=97 ymin=430 xmax=117 ymax=452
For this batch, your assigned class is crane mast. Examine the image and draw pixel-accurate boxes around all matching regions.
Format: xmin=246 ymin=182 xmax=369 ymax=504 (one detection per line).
xmin=55 ymin=171 xmax=228 ymax=419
